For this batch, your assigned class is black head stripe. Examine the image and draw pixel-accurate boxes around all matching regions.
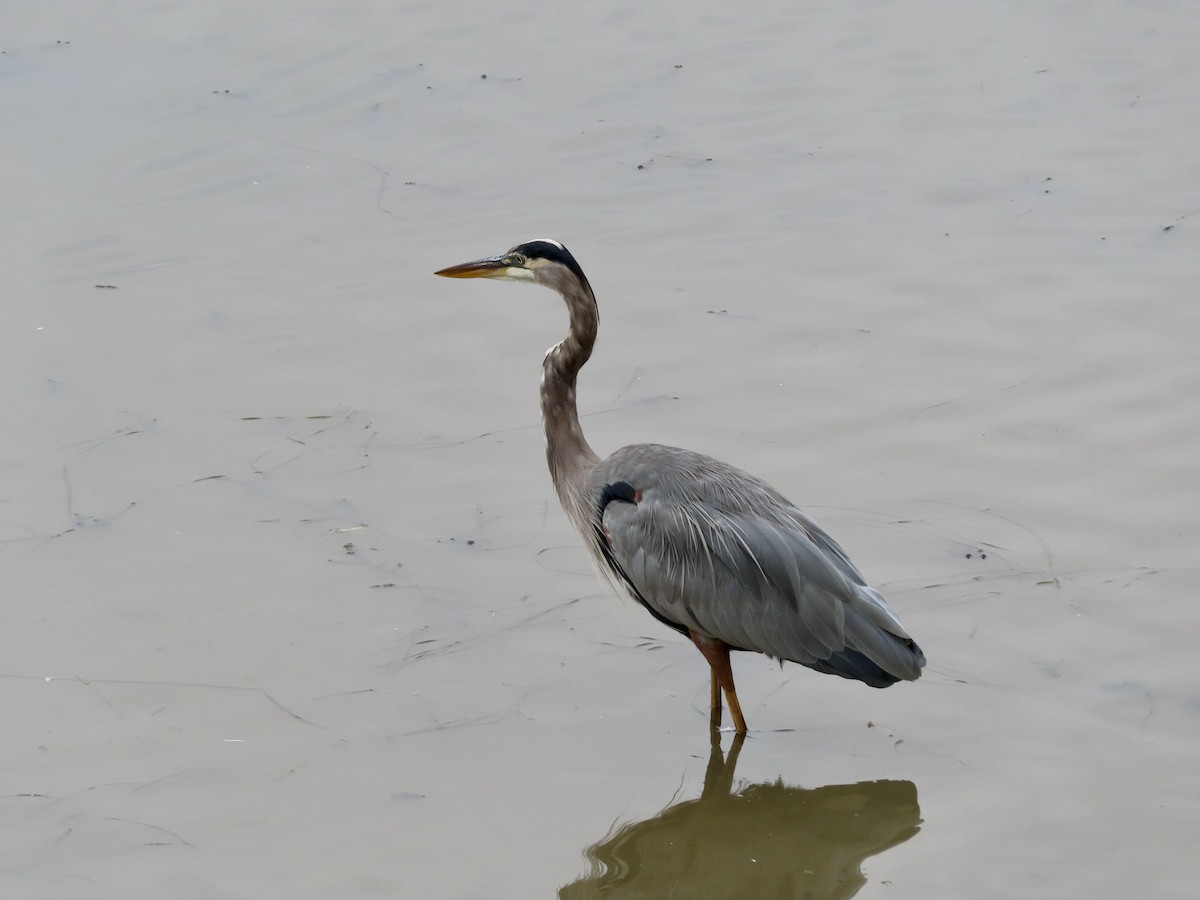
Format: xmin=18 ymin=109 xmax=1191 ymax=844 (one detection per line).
xmin=512 ymin=240 xmax=591 ymax=292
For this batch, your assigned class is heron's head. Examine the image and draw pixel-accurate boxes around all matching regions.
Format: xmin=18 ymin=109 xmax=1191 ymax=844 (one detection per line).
xmin=435 ymin=239 xmax=592 ymax=297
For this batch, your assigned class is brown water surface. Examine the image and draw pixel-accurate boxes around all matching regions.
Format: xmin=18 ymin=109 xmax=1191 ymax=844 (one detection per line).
xmin=3 ymin=3 xmax=1197 ymax=897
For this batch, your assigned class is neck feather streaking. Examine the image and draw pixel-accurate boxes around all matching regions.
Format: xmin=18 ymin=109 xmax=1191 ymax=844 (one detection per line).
xmin=541 ymin=281 xmax=600 ymax=509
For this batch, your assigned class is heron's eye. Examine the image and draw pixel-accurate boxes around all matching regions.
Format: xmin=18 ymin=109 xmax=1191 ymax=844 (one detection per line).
xmin=504 ymin=252 xmax=526 ymax=267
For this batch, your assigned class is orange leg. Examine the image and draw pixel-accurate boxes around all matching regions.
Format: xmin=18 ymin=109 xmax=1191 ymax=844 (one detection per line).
xmin=709 ymin=668 xmax=722 ymax=729
xmin=689 ymin=631 xmax=748 ymax=734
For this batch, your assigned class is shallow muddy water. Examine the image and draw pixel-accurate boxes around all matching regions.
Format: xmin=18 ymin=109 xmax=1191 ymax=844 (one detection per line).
xmin=3 ymin=2 xmax=1198 ymax=897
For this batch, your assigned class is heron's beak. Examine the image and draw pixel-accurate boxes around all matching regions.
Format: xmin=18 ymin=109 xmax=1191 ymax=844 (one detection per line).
xmin=434 ymin=255 xmax=514 ymax=279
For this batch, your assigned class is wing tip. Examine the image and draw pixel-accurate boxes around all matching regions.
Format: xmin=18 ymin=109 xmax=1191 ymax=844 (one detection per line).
xmin=808 ymin=638 xmax=926 ymax=687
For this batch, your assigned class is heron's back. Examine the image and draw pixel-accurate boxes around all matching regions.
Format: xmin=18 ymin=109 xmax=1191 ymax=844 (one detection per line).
xmin=583 ymin=444 xmax=925 ymax=686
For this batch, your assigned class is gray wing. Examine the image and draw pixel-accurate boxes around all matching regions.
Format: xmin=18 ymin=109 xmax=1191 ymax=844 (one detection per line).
xmin=588 ymin=444 xmax=924 ymax=685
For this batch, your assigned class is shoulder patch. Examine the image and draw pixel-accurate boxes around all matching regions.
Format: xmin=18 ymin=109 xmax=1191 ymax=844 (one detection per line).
xmin=598 ymin=481 xmax=638 ymax=512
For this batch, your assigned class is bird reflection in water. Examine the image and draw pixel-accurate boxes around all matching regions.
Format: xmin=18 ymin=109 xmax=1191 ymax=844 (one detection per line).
xmin=559 ymin=731 xmax=921 ymax=899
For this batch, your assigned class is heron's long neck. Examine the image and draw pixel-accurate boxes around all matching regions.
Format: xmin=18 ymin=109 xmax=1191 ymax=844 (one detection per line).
xmin=542 ymin=283 xmax=600 ymax=507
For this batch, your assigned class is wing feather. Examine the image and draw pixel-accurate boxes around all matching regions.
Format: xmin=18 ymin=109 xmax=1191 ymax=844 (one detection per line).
xmin=589 ymin=444 xmax=924 ymax=684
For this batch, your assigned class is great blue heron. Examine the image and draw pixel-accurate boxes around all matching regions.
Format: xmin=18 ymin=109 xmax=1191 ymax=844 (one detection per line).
xmin=436 ymin=239 xmax=924 ymax=733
